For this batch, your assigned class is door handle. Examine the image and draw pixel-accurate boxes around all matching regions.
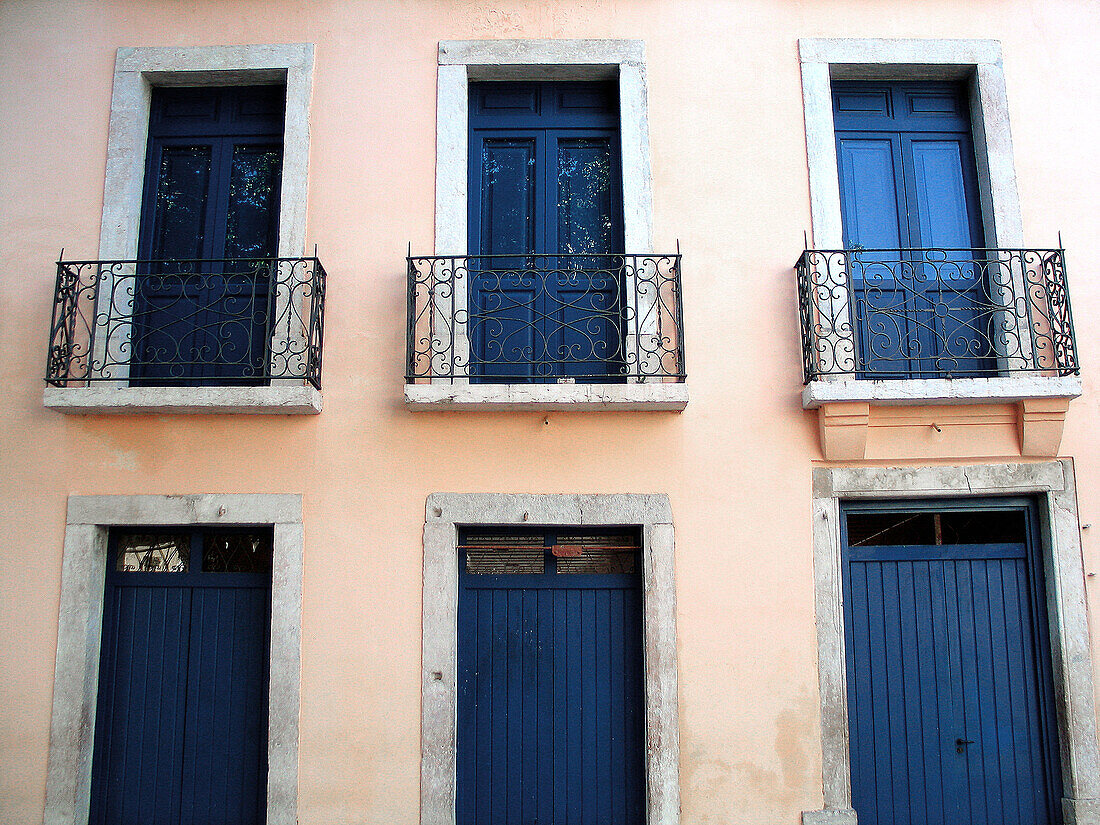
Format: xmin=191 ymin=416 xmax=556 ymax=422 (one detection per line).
xmin=956 ymin=738 xmax=975 ymax=754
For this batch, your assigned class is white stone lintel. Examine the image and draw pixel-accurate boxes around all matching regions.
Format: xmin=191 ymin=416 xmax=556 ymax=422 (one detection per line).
xmin=405 ymin=382 xmax=688 ymax=411
xmin=44 ymin=385 xmax=322 ymax=415
xmin=66 ymin=494 xmax=304 ymax=526
xmin=798 ymin=38 xmax=1002 ymax=67
xmin=439 ymin=39 xmax=644 ymax=68
xmin=802 ymin=375 xmax=1081 ymax=409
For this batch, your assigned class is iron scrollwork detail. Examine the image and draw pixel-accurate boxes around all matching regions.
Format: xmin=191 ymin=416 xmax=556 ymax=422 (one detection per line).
xmin=796 ymin=247 xmax=1079 ymax=382
xmin=406 ymin=253 xmax=686 ymax=383
xmin=45 ymin=256 xmax=326 ymax=388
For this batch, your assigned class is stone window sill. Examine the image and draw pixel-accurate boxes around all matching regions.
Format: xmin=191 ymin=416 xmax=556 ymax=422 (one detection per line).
xmin=405 ymin=382 xmax=688 ymax=411
xmin=43 ymin=385 xmax=322 ymax=415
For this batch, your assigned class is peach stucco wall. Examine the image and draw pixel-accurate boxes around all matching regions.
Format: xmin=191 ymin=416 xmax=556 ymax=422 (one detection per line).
xmin=2 ymin=1 xmax=1099 ymax=823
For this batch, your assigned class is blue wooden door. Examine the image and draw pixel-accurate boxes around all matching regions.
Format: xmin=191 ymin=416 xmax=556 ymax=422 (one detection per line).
xmin=468 ymin=82 xmax=625 ymax=382
xmin=833 ymin=82 xmax=991 ymax=377
xmin=841 ymin=504 xmax=1063 ymax=825
xmin=133 ymin=85 xmax=284 ymax=385
xmin=90 ymin=530 xmax=273 ymax=825
xmin=457 ymin=530 xmax=645 ymax=825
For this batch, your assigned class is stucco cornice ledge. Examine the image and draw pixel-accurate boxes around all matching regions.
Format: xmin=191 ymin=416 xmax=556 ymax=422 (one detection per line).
xmin=44 ymin=385 xmax=322 ymax=414
xmin=405 ymin=382 xmax=687 ymax=411
xmin=804 ymin=376 xmax=1080 ymax=460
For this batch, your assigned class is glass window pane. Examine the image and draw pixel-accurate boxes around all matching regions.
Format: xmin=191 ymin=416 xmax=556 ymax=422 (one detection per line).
xmin=847 ymin=509 xmax=1026 ymax=546
xmin=464 ymin=534 xmax=545 ymax=575
xmin=480 ymin=139 xmax=536 ymax=256
xmin=553 ymin=532 xmax=639 ymax=574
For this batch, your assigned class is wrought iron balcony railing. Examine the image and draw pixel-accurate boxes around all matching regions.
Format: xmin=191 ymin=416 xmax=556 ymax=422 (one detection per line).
xmin=46 ymin=257 xmax=326 ymax=388
xmin=796 ymin=247 xmax=1078 ymax=382
xmin=406 ymin=253 xmax=685 ymax=383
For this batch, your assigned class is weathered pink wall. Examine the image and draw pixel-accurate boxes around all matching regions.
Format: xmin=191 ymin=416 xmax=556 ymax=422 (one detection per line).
xmin=1 ymin=1 xmax=1098 ymax=823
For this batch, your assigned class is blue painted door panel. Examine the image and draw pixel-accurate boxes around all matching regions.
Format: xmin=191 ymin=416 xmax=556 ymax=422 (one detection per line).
xmin=179 ymin=585 xmax=270 ymax=825
xmin=842 ymin=509 xmax=1063 ymax=825
xmin=834 ymin=82 xmax=991 ymax=377
xmin=469 ymin=82 xmax=624 ymax=382
xmin=836 ymin=136 xmax=906 ymax=251
xmin=457 ymin=531 xmax=645 ymax=825
xmin=91 ymin=531 xmax=272 ymax=825
xmin=92 ymin=584 xmax=192 ymax=824
xmin=133 ymin=86 xmax=283 ymax=386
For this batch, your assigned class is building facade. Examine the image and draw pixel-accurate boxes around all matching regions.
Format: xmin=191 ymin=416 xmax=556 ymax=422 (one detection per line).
xmin=1 ymin=2 xmax=1099 ymax=824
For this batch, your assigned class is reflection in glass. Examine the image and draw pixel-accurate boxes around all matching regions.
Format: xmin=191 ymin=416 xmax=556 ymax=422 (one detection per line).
xmin=480 ymin=140 xmax=536 ymax=256
xmin=558 ymin=138 xmax=613 ymax=257
xmin=151 ymin=147 xmax=212 ymax=260
xmin=202 ymin=532 xmax=273 ymax=573
xmin=115 ymin=533 xmax=190 ymax=572
xmin=225 ymin=146 xmax=282 ymax=260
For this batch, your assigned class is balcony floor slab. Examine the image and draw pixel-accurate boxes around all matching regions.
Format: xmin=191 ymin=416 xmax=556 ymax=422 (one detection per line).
xmin=802 ymin=374 xmax=1082 ymax=409
xmin=44 ymin=385 xmax=322 ymax=415
xmin=405 ymin=382 xmax=688 ymax=411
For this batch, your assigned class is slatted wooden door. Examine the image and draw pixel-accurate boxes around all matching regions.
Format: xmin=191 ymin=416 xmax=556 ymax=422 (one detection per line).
xmin=457 ymin=529 xmax=645 ymax=825
xmin=90 ymin=530 xmax=273 ymax=825
xmin=841 ymin=503 xmax=1063 ymax=825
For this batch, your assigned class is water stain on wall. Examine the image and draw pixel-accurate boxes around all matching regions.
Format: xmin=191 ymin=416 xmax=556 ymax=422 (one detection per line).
xmin=682 ymin=684 xmax=819 ymax=821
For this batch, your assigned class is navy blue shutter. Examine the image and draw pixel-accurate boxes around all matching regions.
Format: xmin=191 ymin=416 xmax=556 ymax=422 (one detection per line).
xmin=133 ymin=86 xmax=284 ymax=385
xmin=833 ymin=82 xmax=991 ymax=377
xmin=457 ymin=531 xmax=645 ymax=825
xmin=468 ymin=82 xmax=624 ymax=382
xmin=841 ymin=507 xmax=1063 ymax=825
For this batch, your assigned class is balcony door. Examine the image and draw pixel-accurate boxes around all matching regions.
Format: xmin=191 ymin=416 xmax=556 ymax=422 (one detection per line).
xmin=468 ymin=81 xmax=624 ymax=382
xmin=834 ymin=81 xmax=991 ymax=377
xmin=133 ymin=85 xmax=284 ymax=384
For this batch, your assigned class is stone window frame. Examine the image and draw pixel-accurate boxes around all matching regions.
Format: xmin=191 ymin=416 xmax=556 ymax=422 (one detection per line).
xmin=43 ymin=44 xmax=321 ymax=415
xmin=405 ymin=39 xmax=688 ymax=411
xmin=43 ymin=494 xmax=304 ymax=825
xmin=797 ymin=38 xmax=1081 ymax=412
xmin=803 ymin=461 xmax=1100 ymax=825
xmin=421 ymin=493 xmax=680 ymax=825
